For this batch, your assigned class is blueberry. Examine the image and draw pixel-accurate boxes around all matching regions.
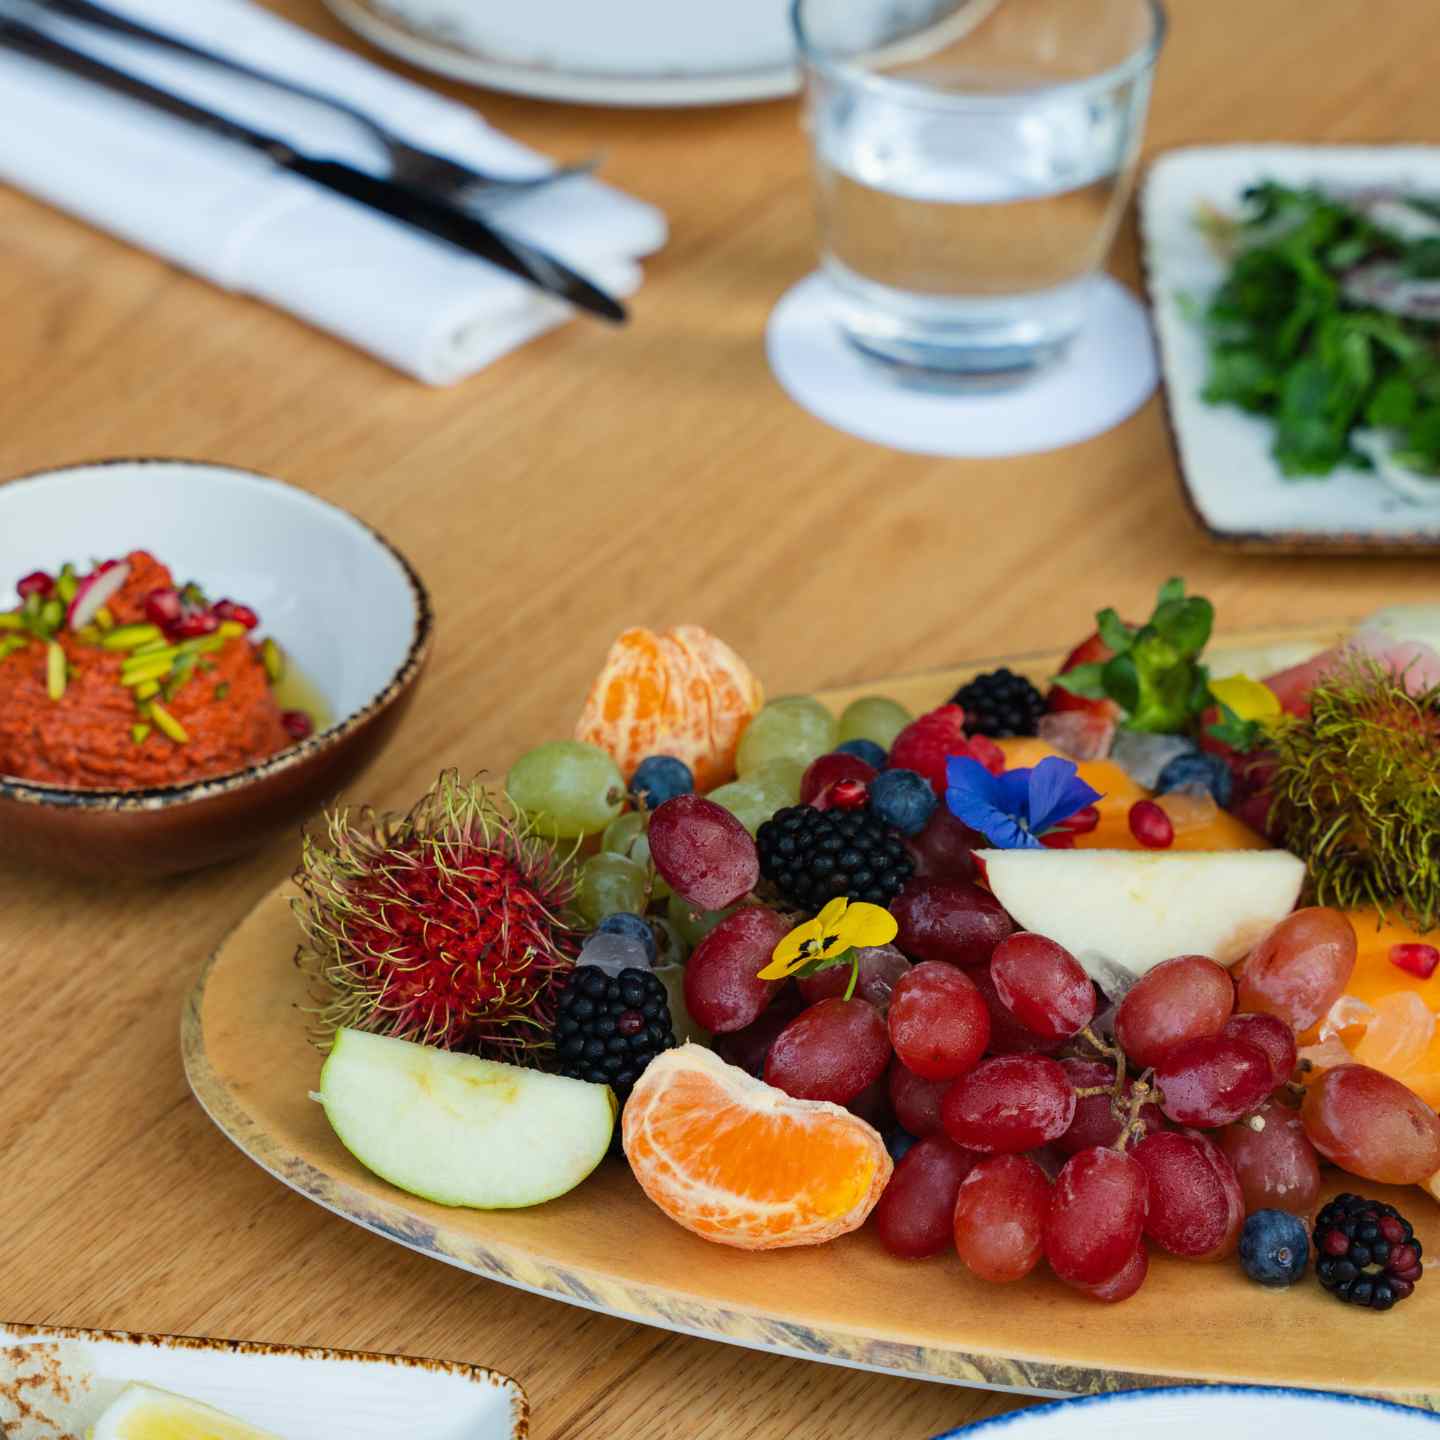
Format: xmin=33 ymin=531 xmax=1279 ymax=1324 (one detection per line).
xmin=1155 ymin=751 xmax=1233 ymax=807
xmin=836 ymin=738 xmax=887 ymax=769
xmin=886 ymin=1129 xmax=918 ymax=1162
xmin=1239 ymin=1209 xmax=1310 ymax=1287
xmin=868 ymin=767 xmax=937 ymax=836
xmin=596 ymin=912 xmax=658 ymax=965
xmin=629 ymin=754 xmax=694 ymax=811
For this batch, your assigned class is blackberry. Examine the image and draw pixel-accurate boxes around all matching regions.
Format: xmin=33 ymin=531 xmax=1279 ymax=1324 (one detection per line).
xmin=949 ymin=668 xmax=1046 ymax=739
xmin=756 ymin=804 xmax=914 ymax=911
xmin=1312 ymin=1193 xmax=1424 ymax=1310
xmin=553 ymin=965 xmax=676 ymax=1097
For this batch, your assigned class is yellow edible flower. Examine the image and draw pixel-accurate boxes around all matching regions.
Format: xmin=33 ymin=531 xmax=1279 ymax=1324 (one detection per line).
xmin=757 ymin=896 xmax=899 ymax=981
xmin=1209 ymin=674 xmax=1283 ymax=724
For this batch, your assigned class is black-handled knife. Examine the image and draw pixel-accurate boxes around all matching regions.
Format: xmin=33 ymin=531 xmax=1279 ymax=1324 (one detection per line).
xmin=0 ymin=14 xmax=627 ymax=323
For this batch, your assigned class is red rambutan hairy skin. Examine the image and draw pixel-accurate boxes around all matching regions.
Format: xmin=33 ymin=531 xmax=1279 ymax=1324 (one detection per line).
xmin=293 ymin=770 xmax=579 ymax=1062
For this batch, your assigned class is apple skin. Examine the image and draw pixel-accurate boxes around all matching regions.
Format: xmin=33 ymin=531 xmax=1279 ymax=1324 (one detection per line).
xmin=976 ymin=849 xmax=1306 ymax=986
xmin=319 ymin=1028 xmax=616 ymax=1209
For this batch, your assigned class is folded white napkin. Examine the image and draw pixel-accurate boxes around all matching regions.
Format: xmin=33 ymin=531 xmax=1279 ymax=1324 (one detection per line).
xmin=0 ymin=0 xmax=667 ymax=382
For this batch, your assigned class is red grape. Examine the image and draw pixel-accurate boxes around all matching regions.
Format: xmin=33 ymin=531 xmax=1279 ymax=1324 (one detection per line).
xmin=764 ymin=997 xmax=891 ymax=1104
xmin=905 ymin=809 xmax=984 ymax=883
xmin=873 ymin=1135 xmax=977 ymax=1258
xmin=941 ymin=1055 xmax=1076 ymax=1153
xmin=1065 ymin=1241 xmax=1149 ymax=1303
xmin=1217 ymin=1098 xmax=1321 ymax=1215
xmin=1044 ymin=1147 xmax=1150 ymax=1286
xmin=1236 ymin=907 xmax=1357 ymax=1033
xmin=891 ymin=878 xmax=1014 ymax=968
xmin=1220 ymin=1013 xmax=1297 ymax=1090
xmin=1153 ymin=1034 xmax=1274 ymax=1128
xmin=952 ymin=1154 xmax=1050 ymax=1282
xmin=888 ymin=1059 xmax=950 ymax=1137
xmin=990 ymin=933 xmax=1097 ymax=1042
xmin=801 ymin=752 xmax=877 ymax=805
xmin=1113 ymin=954 xmax=1235 ymax=1070
xmin=710 ymin=984 xmax=805 ymax=1074
xmin=1056 ymin=1057 xmax=1163 ymax=1156
xmin=648 ymin=795 xmax=759 ymax=909
xmin=684 ymin=907 xmax=788 ymax=1033
xmin=967 ymin=964 xmax=1062 ymax=1055
xmin=887 ymin=962 xmax=991 ymax=1080
xmin=1133 ymin=1131 xmax=1243 ymax=1260
xmin=1301 ymin=1063 xmax=1440 ymax=1184
xmin=798 ymin=945 xmax=910 ymax=1011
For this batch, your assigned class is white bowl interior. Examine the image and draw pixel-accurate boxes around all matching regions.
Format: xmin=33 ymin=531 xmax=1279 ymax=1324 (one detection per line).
xmin=938 ymin=1388 xmax=1440 ymax=1440
xmin=0 ymin=461 xmax=420 ymax=727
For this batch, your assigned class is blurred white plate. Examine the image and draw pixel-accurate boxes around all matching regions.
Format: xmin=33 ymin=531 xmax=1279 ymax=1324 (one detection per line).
xmin=934 ymin=1386 xmax=1440 ymax=1439
xmin=0 ymin=1322 xmax=527 ymax=1440
xmin=1141 ymin=144 xmax=1440 ymax=553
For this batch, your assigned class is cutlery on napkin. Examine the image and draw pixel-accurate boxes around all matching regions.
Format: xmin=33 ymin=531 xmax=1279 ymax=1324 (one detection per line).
xmin=0 ymin=0 xmax=667 ymax=382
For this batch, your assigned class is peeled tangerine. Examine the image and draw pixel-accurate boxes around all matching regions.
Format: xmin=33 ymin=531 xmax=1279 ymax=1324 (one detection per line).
xmin=575 ymin=626 xmax=763 ymax=792
xmin=622 ymin=1044 xmax=892 ymax=1249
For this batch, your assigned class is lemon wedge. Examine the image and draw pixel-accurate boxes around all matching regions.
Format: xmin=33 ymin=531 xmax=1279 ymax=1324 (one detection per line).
xmin=92 ymin=1383 xmax=281 ymax=1440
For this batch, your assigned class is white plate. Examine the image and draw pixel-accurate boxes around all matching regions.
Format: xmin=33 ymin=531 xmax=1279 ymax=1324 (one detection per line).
xmin=934 ymin=1386 xmax=1440 ymax=1439
xmin=1141 ymin=144 xmax=1440 ymax=552
xmin=0 ymin=1322 xmax=526 ymax=1440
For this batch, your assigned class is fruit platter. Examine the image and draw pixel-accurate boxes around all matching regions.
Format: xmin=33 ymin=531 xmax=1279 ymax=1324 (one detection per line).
xmin=185 ymin=588 xmax=1440 ymax=1406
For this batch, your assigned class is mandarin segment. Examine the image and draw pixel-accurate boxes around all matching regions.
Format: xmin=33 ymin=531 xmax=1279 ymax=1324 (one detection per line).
xmin=575 ymin=626 xmax=763 ymax=792
xmin=622 ymin=1044 xmax=892 ymax=1249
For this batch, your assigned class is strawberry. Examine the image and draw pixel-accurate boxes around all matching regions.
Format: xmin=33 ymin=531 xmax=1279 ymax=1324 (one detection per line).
xmin=1046 ymin=630 xmax=1123 ymax=722
xmin=887 ymin=705 xmax=1004 ymax=796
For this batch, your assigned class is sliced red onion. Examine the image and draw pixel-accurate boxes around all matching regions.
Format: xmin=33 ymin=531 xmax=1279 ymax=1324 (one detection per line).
xmin=1341 ymin=262 xmax=1440 ymax=319
xmin=66 ymin=558 xmax=131 ymax=630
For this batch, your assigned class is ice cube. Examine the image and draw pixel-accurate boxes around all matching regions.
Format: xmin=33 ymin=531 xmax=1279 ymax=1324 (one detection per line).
xmin=1109 ymin=731 xmax=1196 ymax=790
xmin=1156 ymin=790 xmax=1219 ymax=833
xmin=1354 ymin=992 xmax=1437 ymax=1075
xmin=1037 ymin=712 xmax=1116 ymax=763
xmin=577 ymin=930 xmax=653 ymax=977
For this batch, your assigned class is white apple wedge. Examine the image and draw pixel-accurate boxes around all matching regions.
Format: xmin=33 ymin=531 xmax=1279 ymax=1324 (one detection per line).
xmin=978 ymin=849 xmax=1306 ymax=987
xmin=318 ymin=1028 xmax=615 ymax=1209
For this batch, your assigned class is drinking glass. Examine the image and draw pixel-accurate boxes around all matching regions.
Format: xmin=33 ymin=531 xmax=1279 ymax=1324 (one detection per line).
xmin=792 ymin=0 xmax=1166 ymax=386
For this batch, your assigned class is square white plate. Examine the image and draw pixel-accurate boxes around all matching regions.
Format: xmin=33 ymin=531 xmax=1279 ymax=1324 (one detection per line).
xmin=1141 ymin=144 xmax=1440 ymax=553
xmin=0 ymin=1323 xmax=527 ymax=1440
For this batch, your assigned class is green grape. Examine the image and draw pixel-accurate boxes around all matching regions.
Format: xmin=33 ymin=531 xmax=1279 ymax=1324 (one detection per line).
xmin=750 ymin=756 xmax=806 ymax=805
xmin=837 ymin=695 xmax=912 ymax=750
xmin=735 ymin=696 xmax=837 ymax=776
xmin=506 ymin=740 xmax=625 ymax=839
xmin=667 ymin=891 xmax=738 ymax=948
xmin=649 ymin=916 xmax=689 ymax=967
xmin=655 ymin=963 xmax=710 ymax=1044
xmin=576 ymin=852 xmax=650 ymax=925
xmin=601 ymin=811 xmax=668 ymax=898
xmin=707 ymin=779 xmax=773 ymax=836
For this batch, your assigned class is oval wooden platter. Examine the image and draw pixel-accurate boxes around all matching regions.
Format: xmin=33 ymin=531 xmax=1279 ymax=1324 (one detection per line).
xmin=181 ymin=627 xmax=1440 ymax=1409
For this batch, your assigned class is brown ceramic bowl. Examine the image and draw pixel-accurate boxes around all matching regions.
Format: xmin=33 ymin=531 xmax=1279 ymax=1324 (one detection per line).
xmin=0 ymin=459 xmax=433 ymax=877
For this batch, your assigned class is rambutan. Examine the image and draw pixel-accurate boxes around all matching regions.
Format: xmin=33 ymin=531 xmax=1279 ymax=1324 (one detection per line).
xmin=293 ymin=770 xmax=580 ymax=1061
xmin=1268 ymin=660 xmax=1440 ymax=932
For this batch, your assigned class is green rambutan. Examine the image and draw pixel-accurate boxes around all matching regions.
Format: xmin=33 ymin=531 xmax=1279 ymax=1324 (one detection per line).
xmin=1268 ymin=660 xmax=1440 ymax=932
xmin=293 ymin=770 xmax=579 ymax=1061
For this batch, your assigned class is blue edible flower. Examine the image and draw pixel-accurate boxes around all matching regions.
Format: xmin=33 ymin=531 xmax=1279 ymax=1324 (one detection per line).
xmin=945 ymin=754 xmax=1103 ymax=850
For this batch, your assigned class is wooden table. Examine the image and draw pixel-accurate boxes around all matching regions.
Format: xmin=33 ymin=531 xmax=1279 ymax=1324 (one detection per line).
xmin=2 ymin=3 xmax=1438 ymax=1436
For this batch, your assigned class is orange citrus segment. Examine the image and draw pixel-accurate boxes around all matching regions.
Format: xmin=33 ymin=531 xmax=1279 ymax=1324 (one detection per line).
xmin=575 ymin=626 xmax=763 ymax=792
xmin=623 ymin=1044 xmax=892 ymax=1250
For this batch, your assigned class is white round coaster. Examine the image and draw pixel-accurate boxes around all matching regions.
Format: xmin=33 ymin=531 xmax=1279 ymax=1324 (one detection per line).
xmin=766 ymin=272 xmax=1159 ymax=458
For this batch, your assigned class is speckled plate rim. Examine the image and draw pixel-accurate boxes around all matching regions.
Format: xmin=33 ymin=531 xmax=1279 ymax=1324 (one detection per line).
xmin=0 ymin=1320 xmax=529 ymax=1438
xmin=0 ymin=458 xmax=434 ymax=814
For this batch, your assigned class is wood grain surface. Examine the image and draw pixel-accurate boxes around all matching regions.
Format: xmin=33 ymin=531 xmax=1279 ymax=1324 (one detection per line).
xmin=3 ymin=3 xmax=1439 ymax=1438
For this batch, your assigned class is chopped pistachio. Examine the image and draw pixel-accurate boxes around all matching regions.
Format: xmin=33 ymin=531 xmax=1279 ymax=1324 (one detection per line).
xmin=133 ymin=680 xmax=161 ymax=702
xmin=130 ymin=636 xmax=169 ymax=657
xmin=177 ymin=634 xmax=226 ymax=658
xmin=163 ymin=655 xmax=196 ymax=702
xmin=74 ymin=625 xmax=102 ymax=645
xmin=121 ymin=656 xmax=175 ymax=687
xmin=94 ymin=606 xmax=114 ymax=631
xmin=260 ymin=637 xmax=285 ymax=684
xmin=0 ymin=634 xmax=29 ymax=661
xmin=56 ymin=564 xmax=78 ymax=604
xmin=197 ymin=659 xmax=217 ymax=673
xmin=214 ymin=682 xmax=231 ymax=701
xmin=0 ymin=612 xmax=24 ymax=631
xmin=39 ymin=597 xmax=64 ymax=633
xmin=46 ymin=641 xmax=66 ymax=700
xmin=101 ymin=623 xmax=163 ymax=651
xmin=131 ymin=722 xmax=152 ymax=745
xmin=149 ymin=702 xmax=189 ymax=744
xmin=217 ymin=619 xmax=246 ymax=640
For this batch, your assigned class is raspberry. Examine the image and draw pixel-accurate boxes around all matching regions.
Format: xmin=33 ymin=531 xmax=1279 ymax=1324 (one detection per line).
xmin=887 ymin=706 xmax=1001 ymax=796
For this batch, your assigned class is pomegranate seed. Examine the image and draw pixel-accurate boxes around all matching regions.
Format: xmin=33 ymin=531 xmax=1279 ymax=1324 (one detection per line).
xmin=1128 ymin=799 xmax=1174 ymax=849
xmin=281 ymin=709 xmax=314 ymax=741
xmin=170 ymin=609 xmax=220 ymax=639
xmin=1058 ymin=804 xmax=1101 ymax=835
xmin=1040 ymin=830 xmax=1077 ymax=849
xmin=16 ymin=570 xmax=54 ymax=599
xmin=828 ymin=778 xmax=869 ymax=810
xmin=144 ymin=588 xmax=184 ymax=628
xmin=213 ymin=599 xmax=259 ymax=629
xmin=1390 ymin=943 xmax=1439 ymax=980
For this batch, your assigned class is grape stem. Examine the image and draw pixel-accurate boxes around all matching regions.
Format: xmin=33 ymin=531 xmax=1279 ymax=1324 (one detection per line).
xmin=1077 ymin=1025 xmax=1120 ymax=1059
xmin=1111 ymin=1068 xmax=1159 ymax=1151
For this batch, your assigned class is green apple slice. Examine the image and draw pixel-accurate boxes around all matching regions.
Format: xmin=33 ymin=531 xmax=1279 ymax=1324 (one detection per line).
xmin=319 ymin=1028 xmax=615 ymax=1209
xmin=978 ymin=848 xmax=1307 ymax=986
